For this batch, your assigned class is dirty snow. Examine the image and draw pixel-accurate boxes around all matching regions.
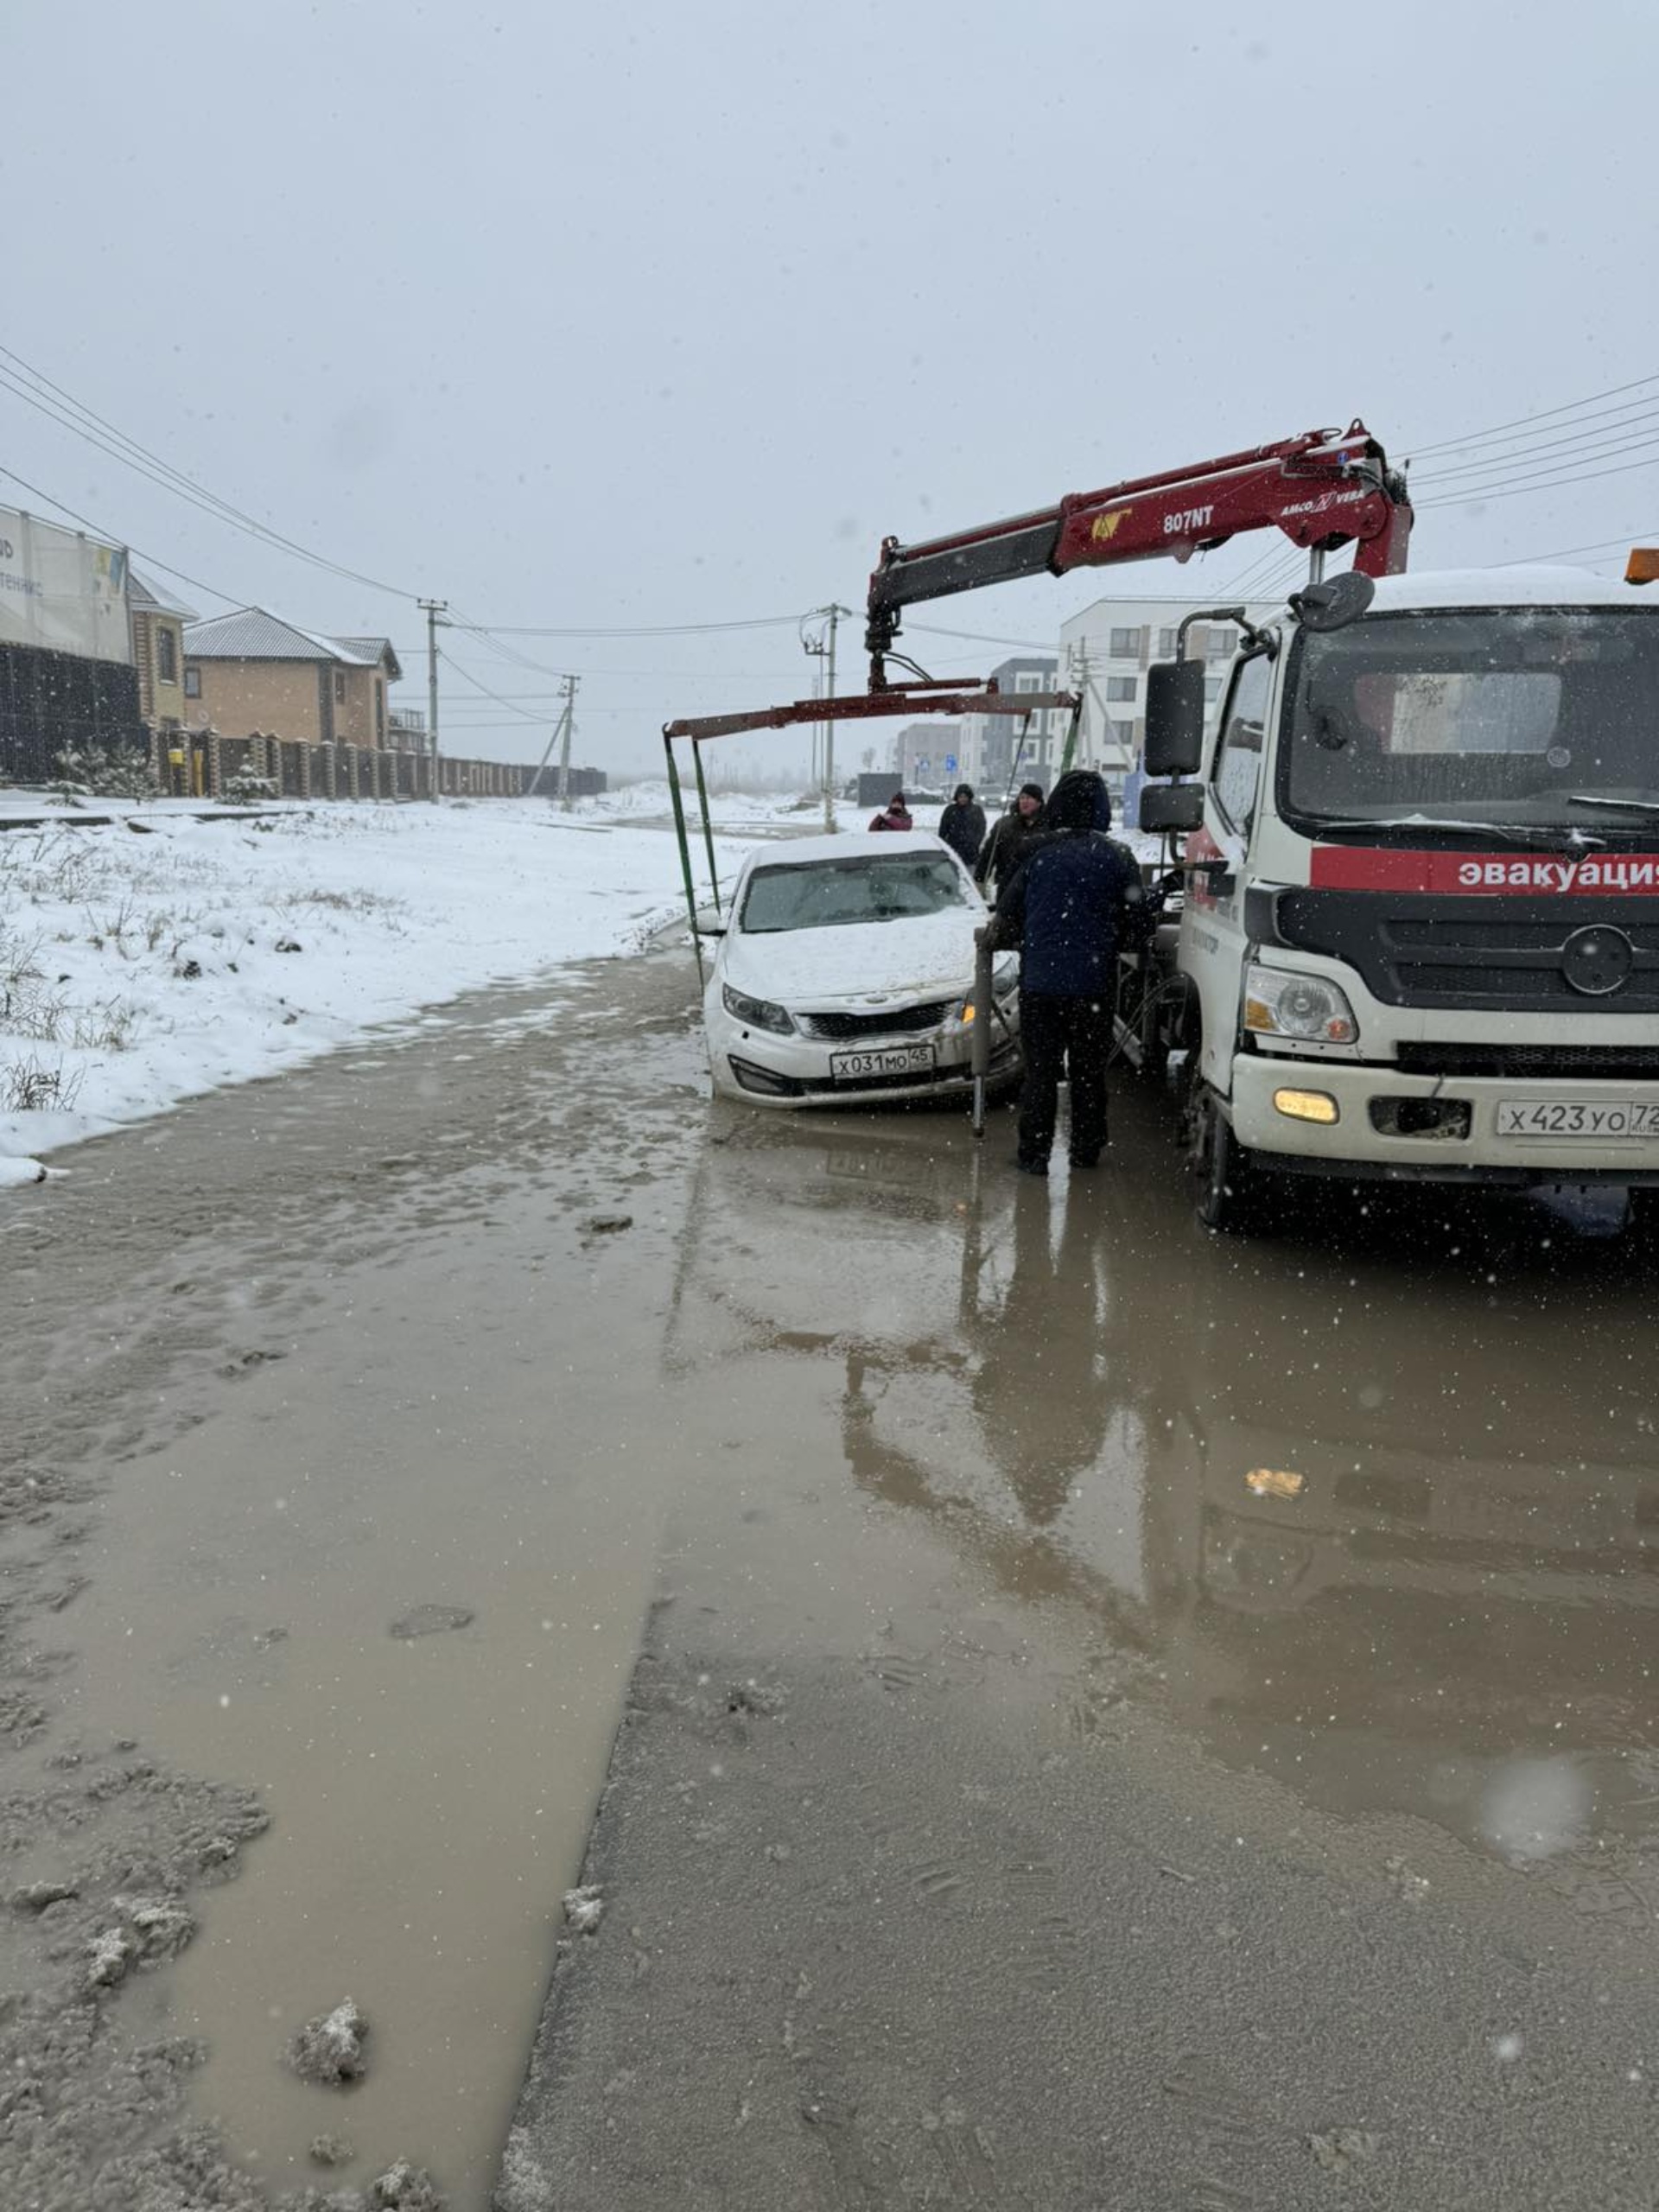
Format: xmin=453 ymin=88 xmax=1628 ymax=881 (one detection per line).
xmin=0 ymin=792 xmax=768 ymax=1170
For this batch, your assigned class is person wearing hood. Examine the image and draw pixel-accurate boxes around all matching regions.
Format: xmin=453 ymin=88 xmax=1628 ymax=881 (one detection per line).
xmin=938 ymin=783 xmax=987 ymax=873
xmin=869 ymin=792 xmax=914 ymax=832
xmin=988 ymin=768 xmax=1146 ymax=1177
xmin=974 ymin=781 xmax=1046 ymax=894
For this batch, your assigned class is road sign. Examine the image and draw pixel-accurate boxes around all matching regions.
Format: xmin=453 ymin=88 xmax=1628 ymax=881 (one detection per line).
xmin=917 ymin=756 xmax=930 ymax=773
xmin=944 ymin=753 xmax=957 ymax=773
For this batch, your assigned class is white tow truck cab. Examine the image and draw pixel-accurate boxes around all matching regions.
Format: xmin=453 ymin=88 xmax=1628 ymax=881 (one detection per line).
xmin=1129 ymin=564 xmax=1659 ymax=1229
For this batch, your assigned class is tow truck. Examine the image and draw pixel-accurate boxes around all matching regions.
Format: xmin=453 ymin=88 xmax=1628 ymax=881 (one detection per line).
xmin=668 ymin=423 xmax=1659 ymax=1230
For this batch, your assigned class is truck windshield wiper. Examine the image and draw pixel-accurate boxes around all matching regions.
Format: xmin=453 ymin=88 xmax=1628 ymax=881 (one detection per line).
xmin=1567 ymin=793 xmax=1659 ymax=817
xmin=1310 ymin=817 xmax=1606 ymax=852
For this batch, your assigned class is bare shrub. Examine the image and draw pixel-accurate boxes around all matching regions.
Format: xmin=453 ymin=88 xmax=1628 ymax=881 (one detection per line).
xmin=0 ymin=1053 xmax=83 ymax=1113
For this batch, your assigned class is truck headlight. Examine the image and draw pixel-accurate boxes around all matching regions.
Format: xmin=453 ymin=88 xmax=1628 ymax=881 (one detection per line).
xmin=721 ymin=983 xmax=794 ymax=1036
xmin=1243 ymin=964 xmax=1358 ymax=1046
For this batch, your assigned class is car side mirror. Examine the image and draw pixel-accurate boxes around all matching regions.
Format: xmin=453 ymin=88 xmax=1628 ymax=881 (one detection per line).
xmin=1139 ymin=782 xmax=1205 ymax=835
xmin=1144 ymin=660 xmax=1206 ymax=777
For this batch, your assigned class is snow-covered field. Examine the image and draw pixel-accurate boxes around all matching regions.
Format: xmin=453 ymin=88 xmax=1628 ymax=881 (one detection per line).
xmin=0 ymin=793 xmax=769 ymax=1175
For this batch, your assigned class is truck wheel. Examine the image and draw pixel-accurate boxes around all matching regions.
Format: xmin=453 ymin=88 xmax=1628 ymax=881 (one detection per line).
xmin=1193 ymin=1090 xmax=1255 ymax=1233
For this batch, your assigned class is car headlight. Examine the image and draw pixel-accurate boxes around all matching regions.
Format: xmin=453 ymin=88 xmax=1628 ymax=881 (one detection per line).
xmin=721 ymin=982 xmax=794 ymax=1036
xmin=1243 ymin=963 xmax=1358 ymax=1046
xmin=993 ymin=953 xmax=1020 ymax=997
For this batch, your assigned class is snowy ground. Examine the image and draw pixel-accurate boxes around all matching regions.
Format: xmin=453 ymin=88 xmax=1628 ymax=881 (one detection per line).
xmin=0 ymin=792 xmax=768 ymax=1173
xmin=0 ymin=781 xmax=1166 ymax=1179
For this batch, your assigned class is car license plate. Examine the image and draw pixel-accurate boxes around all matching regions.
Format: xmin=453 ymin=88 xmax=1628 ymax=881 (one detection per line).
xmin=1497 ymin=1098 xmax=1659 ymax=1138
xmin=830 ymin=1044 xmax=936 ymax=1080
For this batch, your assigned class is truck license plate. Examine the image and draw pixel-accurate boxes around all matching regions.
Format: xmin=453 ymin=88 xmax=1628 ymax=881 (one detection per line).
xmin=1497 ymin=1099 xmax=1659 ymax=1138
xmin=830 ymin=1044 xmax=935 ymax=1080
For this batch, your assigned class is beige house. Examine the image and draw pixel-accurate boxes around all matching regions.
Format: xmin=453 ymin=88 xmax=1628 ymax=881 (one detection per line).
xmin=128 ymin=570 xmax=197 ymax=734
xmin=182 ymin=608 xmax=403 ymax=746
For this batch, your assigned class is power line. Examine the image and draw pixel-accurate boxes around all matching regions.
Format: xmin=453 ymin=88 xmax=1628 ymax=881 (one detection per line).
xmin=0 ymin=462 xmax=243 ymax=608
xmin=1414 ymin=421 xmax=1659 ymax=493
xmin=436 ymin=645 xmax=550 ymax=724
xmin=1415 ymin=448 xmax=1659 ymax=512
xmin=1405 ymin=370 xmax=1659 ymax=460
xmin=1505 ymin=529 xmax=1659 ymax=563
xmin=454 ymin=614 xmax=810 ymax=636
xmin=1412 ymin=397 xmax=1659 ymax=483
xmin=0 ymin=343 xmax=419 ymax=601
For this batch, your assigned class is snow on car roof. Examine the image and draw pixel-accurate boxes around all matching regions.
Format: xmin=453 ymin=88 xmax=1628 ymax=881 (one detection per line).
xmin=1362 ymin=566 xmax=1656 ymax=614
xmin=741 ymin=830 xmax=953 ymax=866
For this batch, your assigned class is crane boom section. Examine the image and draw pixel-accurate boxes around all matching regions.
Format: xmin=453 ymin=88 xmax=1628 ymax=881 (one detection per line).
xmin=866 ymin=423 xmax=1412 ymax=667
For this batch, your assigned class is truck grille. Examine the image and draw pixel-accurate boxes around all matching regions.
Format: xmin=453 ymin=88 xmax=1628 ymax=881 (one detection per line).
xmin=1395 ymin=1042 xmax=1659 ymax=1081
xmin=1274 ymin=891 xmax=1659 ymax=1013
xmin=797 ymin=999 xmax=954 ymax=1040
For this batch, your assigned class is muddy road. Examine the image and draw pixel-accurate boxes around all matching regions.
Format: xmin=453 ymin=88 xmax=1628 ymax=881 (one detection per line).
xmin=3 ymin=942 xmax=1658 ymax=2207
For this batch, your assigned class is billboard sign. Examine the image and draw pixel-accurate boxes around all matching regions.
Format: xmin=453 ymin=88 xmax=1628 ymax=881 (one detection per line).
xmin=0 ymin=505 xmax=132 ymax=664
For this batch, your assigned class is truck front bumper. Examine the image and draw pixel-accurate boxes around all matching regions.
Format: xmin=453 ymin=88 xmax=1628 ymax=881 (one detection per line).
xmin=1229 ymin=1053 xmax=1659 ymax=1185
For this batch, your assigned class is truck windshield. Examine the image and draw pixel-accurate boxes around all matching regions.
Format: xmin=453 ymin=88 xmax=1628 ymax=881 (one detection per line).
xmin=740 ymin=851 xmax=969 ymax=933
xmin=1283 ymin=609 xmax=1659 ymax=833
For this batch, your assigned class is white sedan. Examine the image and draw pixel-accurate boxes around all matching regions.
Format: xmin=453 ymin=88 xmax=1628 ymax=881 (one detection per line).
xmin=702 ymin=831 xmax=1021 ymax=1107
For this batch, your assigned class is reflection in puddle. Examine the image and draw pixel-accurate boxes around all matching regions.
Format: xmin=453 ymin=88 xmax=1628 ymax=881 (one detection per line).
xmin=667 ymin=1093 xmax=1659 ymax=1875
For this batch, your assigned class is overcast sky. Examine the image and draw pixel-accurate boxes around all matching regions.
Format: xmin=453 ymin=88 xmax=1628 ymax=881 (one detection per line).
xmin=7 ymin=0 xmax=1657 ymax=777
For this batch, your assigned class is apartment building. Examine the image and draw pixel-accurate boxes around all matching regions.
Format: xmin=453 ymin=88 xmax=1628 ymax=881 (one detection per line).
xmin=957 ymin=657 xmax=1062 ymax=796
xmin=1058 ymin=596 xmax=1274 ymax=790
xmin=887 ymin=721 xmax=963 ymax=791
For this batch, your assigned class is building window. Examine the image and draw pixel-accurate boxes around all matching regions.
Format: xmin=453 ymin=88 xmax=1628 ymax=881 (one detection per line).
xmin=184 ymin=666 xmax=201 ymax=699
xmin=1209 ymin=625 xmax=1236 ymax=657
xmin=1156 ymin=627 xmax=1178 ymax=658
xmin=156 ymin=626 xmax=178 ymax=684
xmin=1111 ymin=717 xmax=1135 ymax=749
xmin=334 ymin=671 xmax=346 ymax=705
xmin=1108 ymin=626 xmax=1140 ymax=658
xmin=1106 ymin=676 xmax=1137 ymax=702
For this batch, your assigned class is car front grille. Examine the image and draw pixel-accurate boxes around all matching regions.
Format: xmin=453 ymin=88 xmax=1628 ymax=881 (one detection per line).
xmin=796 ymin=998 xmax=955 ymax=1040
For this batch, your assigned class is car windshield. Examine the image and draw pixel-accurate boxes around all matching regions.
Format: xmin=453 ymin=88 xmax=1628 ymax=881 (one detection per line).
xmin=740 ymin=852 xmax=969 ymax=933
xmin=1284 ymin=609 xmax=1659 ymax=831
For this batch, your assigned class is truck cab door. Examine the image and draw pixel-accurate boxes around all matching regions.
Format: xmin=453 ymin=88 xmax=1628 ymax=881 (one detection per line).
xmin=1184 ymin=649 xmax=1274 ymax=1096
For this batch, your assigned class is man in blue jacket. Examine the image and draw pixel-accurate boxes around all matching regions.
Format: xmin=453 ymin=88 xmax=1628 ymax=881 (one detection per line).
xmin=988 ymin=769 xmax=1146 ymax=1177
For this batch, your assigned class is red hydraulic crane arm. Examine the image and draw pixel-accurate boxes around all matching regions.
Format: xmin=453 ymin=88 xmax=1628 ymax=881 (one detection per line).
xmin=865 ymin=420 xmax=1411 ymax=682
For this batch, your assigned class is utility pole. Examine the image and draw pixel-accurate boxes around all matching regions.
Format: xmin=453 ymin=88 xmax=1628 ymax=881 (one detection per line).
xmin=557 ymin=672 xmax=580 ymax=810
xmin=417 ymin=599 xmax=447 ymax=800
xmin=802 ymin=603 xmax=853 ymax=833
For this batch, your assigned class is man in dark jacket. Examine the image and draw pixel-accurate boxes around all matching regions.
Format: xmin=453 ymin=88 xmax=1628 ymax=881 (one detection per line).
xmin=975 ymin=781 xmax=1045 ymax=895
xmin=988 ymin=768 xmax=1145 ymax=1177
xmin=938 ymin=784 xmax=987 ymax=873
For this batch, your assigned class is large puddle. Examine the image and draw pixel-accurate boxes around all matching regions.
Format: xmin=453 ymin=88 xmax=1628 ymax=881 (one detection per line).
xmin=25 ymin=938 xmax=1659 ymax=2202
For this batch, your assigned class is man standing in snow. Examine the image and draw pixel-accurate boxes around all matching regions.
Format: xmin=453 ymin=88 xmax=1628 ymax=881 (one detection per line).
xmin=988 ymin=769 xmax=1145 ymax=1177
xmin=975 ymin=782 xmax=1045 ymax=897
xmin=938 ymin=784 xmax=987 ymax=873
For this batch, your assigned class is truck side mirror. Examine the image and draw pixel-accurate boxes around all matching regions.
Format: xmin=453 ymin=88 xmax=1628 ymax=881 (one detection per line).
xmin=1139 ymin=782 xmax=1205 ymax=835
xmin=1144 ymin=660 xmax=1206 ymax=777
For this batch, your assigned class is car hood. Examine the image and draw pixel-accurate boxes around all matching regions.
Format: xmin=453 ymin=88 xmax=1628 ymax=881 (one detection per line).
xmin=722 ymin=909 xmax=979 ymax=1010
